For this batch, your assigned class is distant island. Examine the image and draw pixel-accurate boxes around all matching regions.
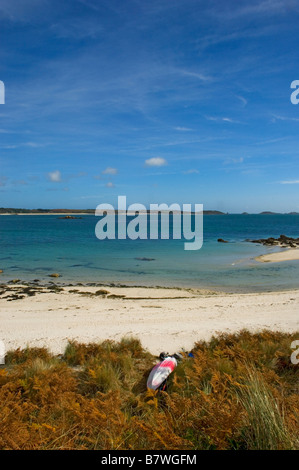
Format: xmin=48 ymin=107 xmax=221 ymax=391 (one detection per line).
xmin=0 ymin=208 xmax=226 ymax=215
xmin=259 ymin=211 xmax=299 ymax=215
xmin=0 ymin=208 xmax=298 ymax=215
xmin=0 ymin=208 xmax=94 ymax=214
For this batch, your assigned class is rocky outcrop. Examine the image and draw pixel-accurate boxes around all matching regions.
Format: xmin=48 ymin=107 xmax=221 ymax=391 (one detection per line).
xmin=249 ymin=235 xmax=299 ymax=247
xmin=58 ymin=216 xmax=82 ymax=219
xmin=217 ymin=238 xmax=229 ymax=243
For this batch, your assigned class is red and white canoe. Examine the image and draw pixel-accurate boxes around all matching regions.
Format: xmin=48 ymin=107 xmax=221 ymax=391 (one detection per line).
xmin=147 ymin=356 xmax=177 ymax=390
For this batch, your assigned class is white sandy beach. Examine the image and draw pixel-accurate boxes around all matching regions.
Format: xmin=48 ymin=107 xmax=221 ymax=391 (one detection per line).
xmin=0 ymin=284 xmax=298 ymax=355
xmin=256 ymin=248 xmax=299 ymax=263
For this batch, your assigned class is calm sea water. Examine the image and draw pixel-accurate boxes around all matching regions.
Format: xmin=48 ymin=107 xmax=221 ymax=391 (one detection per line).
xmin=0 ymin=214 xmax=299 ymax=292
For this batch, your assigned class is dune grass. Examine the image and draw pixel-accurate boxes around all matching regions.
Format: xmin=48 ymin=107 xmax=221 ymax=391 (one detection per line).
xmin=0 ymin=330 xmax=298 ymax=450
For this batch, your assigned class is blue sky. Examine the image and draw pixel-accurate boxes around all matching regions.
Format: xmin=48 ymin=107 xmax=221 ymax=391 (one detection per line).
xmin=1 ymin=0 xmax=299 ymax=212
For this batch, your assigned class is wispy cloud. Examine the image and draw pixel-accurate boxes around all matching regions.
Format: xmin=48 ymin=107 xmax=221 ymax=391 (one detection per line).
xmin=255 ymin=137 xmax=288 ymax=145
xmin=177 ymin=69 xmax=213 ymax=82
xmin=0 ymin=128 xmax=13 ymax=134
xmin=224 ymin=157 xmax=244 ymax=164
xmin=50 ymin=18 xmax=104 ymax=40
xmin=183 ymin=169 xmax=199 ymax=174
xmin=272 ymin=114 xmax=299 ymax=123
xmin=236 ymin=95 xmax=248 ymax=107
xmin=0 ymin=0 xmax=49 ymax=22
xmin=0 ymin=142 xmax=47 ymax=149
xmin=174 ymin=127 xmax=193 ymax=132
xmin=205 ymin=116 xmax=240 ymax=123
xmin=209 ymin=0 xmax=292 ymax=22
xmin=279 ymin=179 xmax=299 ymax=184
xmin=196 ymin=23 xmax=283 ymax=52
xmin=102 ymin=167 xmax=118 ymax=175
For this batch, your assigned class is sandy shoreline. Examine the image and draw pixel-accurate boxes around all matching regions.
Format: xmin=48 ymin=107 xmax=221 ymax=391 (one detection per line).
xmin=0 ymin=283 xmax=298 ymax=355
xmin=255 ymin=247 xmax=299 ymax=263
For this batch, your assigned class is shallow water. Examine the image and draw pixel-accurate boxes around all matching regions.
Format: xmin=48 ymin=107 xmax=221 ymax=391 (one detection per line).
xmin=0 ymin=214 xmax=298 ymax=292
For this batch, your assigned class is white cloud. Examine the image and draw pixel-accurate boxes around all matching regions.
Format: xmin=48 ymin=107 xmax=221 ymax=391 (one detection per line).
xmin=224 ymin=157 xmax=244 ymax=164
xmin=48 ymin=170 xmax=62 ymax=182
xmin=236 ymin=95 xmax=248 ymax=107
xmin=24 ymin=142 xmax=44 ymax=148
xmin=145 ymin=157 xmax=167 ymax=167
xmin=279 ymin=180 xmax=299 ymax=184
xmin=272 ymin=115 xmax=299 ymax=123
xmin=178 ymin=69 xmax=212 ymax=82
xmin=210 ymin=0 xmax=289 ymax=22
xmin=106 ymin=181 xmax=115 ymax=188
xmin=206 ymin=116 xmax=238 ymax=123
xmin=102 ymin=167 xmax=118 ymax=175
xmin=175 ymin=127 xmax=193 ymax=132
xmin=0 ymin=142 xmax=45 ymax=149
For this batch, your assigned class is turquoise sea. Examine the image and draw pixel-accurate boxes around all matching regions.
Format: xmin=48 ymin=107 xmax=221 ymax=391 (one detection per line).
xmin=0 ymin=214 xmax=299 ymax=292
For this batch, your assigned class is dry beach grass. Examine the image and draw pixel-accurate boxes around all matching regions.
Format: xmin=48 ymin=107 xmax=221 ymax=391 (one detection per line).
xmin=0 ymin=331 xmax=298 ymax=450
